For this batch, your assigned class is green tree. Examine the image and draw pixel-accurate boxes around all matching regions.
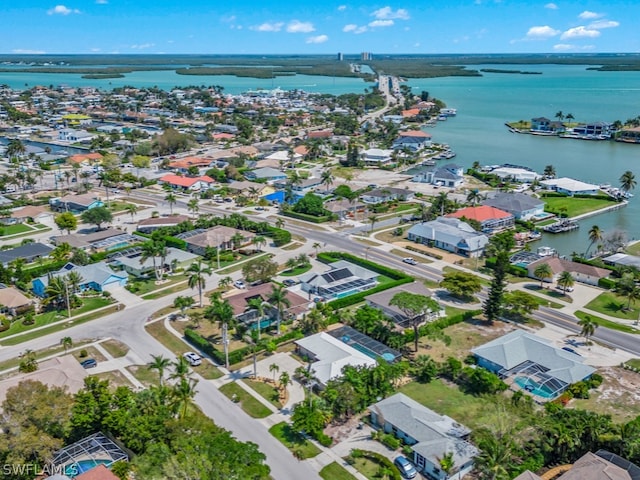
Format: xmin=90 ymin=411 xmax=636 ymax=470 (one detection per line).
xmin=124 ymin=203 xmax=138 ymax=221
xmin=242 ymin=256 xmax=278 ymax=284
xmin=81 ymin=206 xmax=113 ymax=230
xmin=187 ymin=197 xmax=199 ymax=215
xmin=620 ymin=170 xmax=637 ymax=194
xmin=165 ymin=192 xmax=177 ymax=214
xmin=19 ymin=349 xmax=38 ymax=373
xmin=557 ymin=271 xmax=575 ymax=295
xmin=269 ymin=363 xmax=280 ymax=383
xmin=54 ymin=212 xmax=78 ymax=234
xmin=60 ymin=336 xmax=73 ymax=353
xmin=174 ymin=295 xmax=195 ymax=317
xmin=466 ymin=189 xmax=484 ymax=206
xmin=131 ymin=154 xmax=151 ymax=178
xmin=389 ymin=292 xmax=440 ymax=352
xmin=148 ymin=354 xmax=171 ymax=386
xmin=543 ymin=164 xmax=556 ymax=179
xmin=278 ymin=371 xmax=292 ymax=395
xmin=292 ymin=193 xmax=326 ymax=217
xmin=298 ymin=305 xmax=327 ymax=335
xmin=439 ymin=271 xmax=483 ymax=299
xmin=614 ymin=273 xmax=640 ymax=310
xmin=483 ymin=251 xmax=509 ymax=323
xmin=140 ymin=239 xmax=166 ymax=281
xmin=578 ymin=315 xmax=598 ymax=344
xmin=268 ymin=284 xmax=291 ymax=335
xmin=413 ymin=355 xmax=438 ymax=383
xmin=368 ymin=214 xmax=378 ymax=232
xmin=586 ymin=225 xmax=603 ymax=256
xmin=502 ymin=291 xmax=540 ymax=319
xmin=187 ymin=260 xmax=212 ymax=308
xmin=205 ymin=294 xmax=235 ymax=368
xmin=172 ymin=377 xmax=199 ymax=419
xmin=533 ymin=262 xmax=553 ymax=288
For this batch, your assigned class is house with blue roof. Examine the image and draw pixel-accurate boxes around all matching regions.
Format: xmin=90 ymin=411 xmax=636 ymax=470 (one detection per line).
xmin=32 ymin=262 xmax=128 ymax=297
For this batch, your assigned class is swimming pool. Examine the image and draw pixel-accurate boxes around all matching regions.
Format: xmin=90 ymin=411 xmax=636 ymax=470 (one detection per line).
xmin=513 ymin=376 xmax=556 ymax=399
xmin=65 ymin=459 xmax=111 ymax=476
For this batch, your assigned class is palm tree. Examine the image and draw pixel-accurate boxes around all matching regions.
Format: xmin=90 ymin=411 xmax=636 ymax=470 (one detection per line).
xmin=187 ymin=261 xmax=212 ymax=307
xmin=275 ymin=218 xmax=285 ymax=229
xmin=269 ymin=363 xmax=280 ymax=383
xmin=466 ymin=189 xmax=484 ymax=206
xmin=165 ymin=192 xmax=177 ymax=214
xmin=557 ymin=271 xmax=575 ymax=295
xmin=312 ymin=242 xmax=322 ymax=257
xmin=6 ymin=138 xmax=26 ymax=158
xmin=268 ymin=284 xmax=290 ymax=335
xmin=438 ymin=452 xmax=455 ymax=477
xmin=148 ymin=354 xmax=171 ymax=386
xmin=578 ymin=315 xmax=598 ymax=344
xmin=278 ymin=371 xmax=291 ymax=395
xmin=320 ymin=169 xmax=335 ymax=192
xmin=368 ymin=214 xmax=378 ymax=232
xmin=187 ymin=198 xmax=199 ymax=215
xmin=174 ymin=295 xmax=195 ymax=317
xmin=586 ymin=225 xmax=603 ymax=256
xmin=620 ymin=170 xmax=637 ymax=194
xmin=45 ymin=275 xmax=69 ymax=312
xmin=65 ymin=271 xmax=84 ymax=295
xmin=555 ymin=110 xmax=565 ymax=121
xmin=206 ymin=294 xmax=235 ymax=368
xmin=218 ymin=276 xmax=233 ymax=291
xmin=124 ymin=203 xmax=138 ymax=221
xmin=140 ymin=240 xmax=163 ymax=281
xmin=565 ymin=112 xmax=575 ymax=125
xmin=615 ymin=273 xmax=640 ymax=311
xmin=51 ymin=242 xmax=72 ymax=262
xmin=173 ymin=377 xmax=198 ymax=419
xmin=543 ymin=164 xmax=556 ymax=179
xmin=247 ymin=297 xmax=267 ymax=340
xmin=170 ymin=356 xmax=191 ymax=382
xmin=60 ymin=336 xmax=73 ymax=353
xmin=533 ymin=263 xmax=553 ymax=288
xmin=252 ymin=235 xmax=266 ymax=252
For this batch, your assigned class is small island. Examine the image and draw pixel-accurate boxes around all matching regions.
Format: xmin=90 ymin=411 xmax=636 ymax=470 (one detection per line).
xmin=480 ymin=68 xmax=542 ymax=75
xmin=81 ymin=73 xmax=125 ymax=79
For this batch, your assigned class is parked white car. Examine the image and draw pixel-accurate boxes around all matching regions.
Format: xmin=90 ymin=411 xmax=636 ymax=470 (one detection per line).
xmin=183 ymin=351 xmax=201 ymax=366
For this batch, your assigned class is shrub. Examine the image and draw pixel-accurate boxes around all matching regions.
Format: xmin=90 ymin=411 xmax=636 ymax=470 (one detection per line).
xmin=0 ymin=317 xmax=10 ymax=332
xmin=317 ymin=251 xmax=410 ymax=280
xmin=568 ymin=381 xmax=590 ymax=399
xmin=598 ymin=277 xmax=616 ymax=290
xmin=316 ymin=432 xmax=333 ymax=447
xmin=380 ymin=433 xmax=401 ymax=450
xmin=79 ymin=349 xmax=88 ymax=358
xmin=588 ymin=373 xmax=603 ymax=388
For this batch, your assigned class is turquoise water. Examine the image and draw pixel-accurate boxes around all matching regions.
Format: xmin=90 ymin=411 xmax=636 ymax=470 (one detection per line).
xmin=514 ymin=376 xmax=556 ymax=398
xmin=65 ymin=459 xmax=111 ymax=476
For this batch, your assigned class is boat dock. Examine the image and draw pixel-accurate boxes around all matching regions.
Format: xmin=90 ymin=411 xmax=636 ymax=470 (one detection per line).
xmin=542 ymin=219 xmax=579 ymax=234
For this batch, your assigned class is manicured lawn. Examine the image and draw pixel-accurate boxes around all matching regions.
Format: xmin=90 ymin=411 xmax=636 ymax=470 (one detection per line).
xmin=145 ymin=320 xmax=192 ymax=355
xmin=320 ymin=462 xmax=358 ymax=480
xmin=243 ymin=378 xmax=282 ymax=408
xmin=626 ymin=242 xmax=640 ymax=256
xmin=584 ymin=292 xmax=640 ymax=320
xmin=575 ymin=310 xmax=640 ymax=334
xmin=626 ymin=358 xmax=640 ymax=369
xmin=400 ymin=378 xmax=523 ymax=431
xmin=72 ymin=346 xmax=107 ymax=362
xmin=0 ymin=223 xmax=32 ymax=236
xmin=542 ymin=196 xmax=616 ymax=218
xmin=193 ymin=361 xmax=224 ymax=379
xmin=268 ymin=422 xmax=321 ymax=459
xmin=524 ymin=284 xmax=573 ymax=303
xmin=100 ymin=339 xmax=129 ymax=358
xmin=280 ymin=264 xmax=312 ymax=276
xmin=129 ymin=274 xmax=187 ymax=296
xmin=349 ymin=456 xmax=384 ymax=480
xmin=141 ymin=282 xmax=190 ymax=300
xmin=219 ymin=382 xmax=272 ymax=419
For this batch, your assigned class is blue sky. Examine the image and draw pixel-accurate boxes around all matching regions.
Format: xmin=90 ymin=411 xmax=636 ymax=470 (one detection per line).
xmin=3 ymin=1 xmax=636 ymax=55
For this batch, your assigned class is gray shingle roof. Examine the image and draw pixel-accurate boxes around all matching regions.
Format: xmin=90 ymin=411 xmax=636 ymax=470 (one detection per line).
xmin=408 ymin=217 xmax=489 ymax=252
xmin=483 ymin=192 xmax=544 ymax=214
xmin=0 ymin=242 xmax=53 ymax=265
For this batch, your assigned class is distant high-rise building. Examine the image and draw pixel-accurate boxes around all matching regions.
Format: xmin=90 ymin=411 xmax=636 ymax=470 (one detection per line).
xmin=337 ymin=52 xmax=344 ymax=61
xmin=361 ymin=52 xmax=372 ymax=61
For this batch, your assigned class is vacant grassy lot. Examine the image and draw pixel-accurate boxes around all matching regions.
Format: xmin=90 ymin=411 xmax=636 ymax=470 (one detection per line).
xmin=584 ymin=292 xmax=640 ymax=320
xmin=268 ymin=422 xmax=321 ymax=459
xmin=126 ymin=365 xmax=160 ymax=387
xmin=542 ymin=196 xmax=615 ymax=218
xmin=100 ymin=339 xmax=129 ymax=358
xmin=219 ymin=382 xmax=272 ymax=419
xmin=400 ymin=378 xmax=523 ymax=432
xmin=320 ymin=462 xmax=358 ymax=480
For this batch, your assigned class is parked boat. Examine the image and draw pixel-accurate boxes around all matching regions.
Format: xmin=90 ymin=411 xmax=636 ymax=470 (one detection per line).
xmin=542 ymin=220 xmax=579 ymax=234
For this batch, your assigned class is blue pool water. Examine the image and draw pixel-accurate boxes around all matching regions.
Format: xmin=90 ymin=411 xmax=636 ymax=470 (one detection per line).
xmin=514 ymin=376 xmax=556 ymax=399
xmin=65 ymin=459 xmax=111 ymax=476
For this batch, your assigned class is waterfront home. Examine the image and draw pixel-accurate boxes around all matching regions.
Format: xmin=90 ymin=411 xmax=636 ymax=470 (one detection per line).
xmin=539 ymin=177 xmax=600 ymax=196
xmin=177 ymin=226 xmax=255 ymax=255
xmin=526 ymin=256 xmax=611 ymax=286
xmin=616 ymin=126 xmax=640 ymax=144
xmin=572 ymin=121 xmax=613 ymax=138
xmin=530 ymin=117 xmax=564 ymax=133
xmin=32 ymin=261 xmax=128 ymax=297
xmin=360 ymin=187 xmax=414 ymax=204
xmin=361 ymin=148 xmax=394 ymax=167
xmin=49 ymin=193 xmax=104 ymax=213
xmin=0 ymin=286 xmax=34 ymax=316
xmin=136 ymin=214 xmax=191 ymax=233
xmin=0 ymin=242 xmax=53 ymax=267
xmin=412 ymin=164 xmax=464 ymax=188
xmin=489 ymin=166 xmax=541 ymax=183
xmin=299 ymin=260 xmax=378 ymax=301
xmin=157 ymin=174 xmax=215 ymax=192
xmin=447 ymin=205 xmax=515 ymax=234
xmin=602 ymin=253 xmax=640 ymax=270
xmin=365 ymin=282 xmax=443 ymax=327
xmin=57 ymin=128 xmax=95 ymax=143
xmin=482 ymin=192 xmax=545 ymax=220
xmin=407 ymin=217 xmax=489 ymax=258
xmin=515 ymin=450 xmax=640 ymax=480
xmin=244 ymin=167 xmax=287 ymax=183
xmin=472 ymin=329 xmax=595 ymax=400
xmin=392 ymin=130 xmax=432 ymax=152
xmin=111 ymin=247 xmax=199 ymax=278
xmin=295 ymin=333 xmax=377 ymax=387
xmin=369 ymin=393 xmax=478 ymax=480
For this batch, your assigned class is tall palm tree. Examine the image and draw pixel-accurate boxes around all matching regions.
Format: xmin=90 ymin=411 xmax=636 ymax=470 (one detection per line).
xmin=218 ymin=276 xmax=233 ymax=291
xmin=205 ymin=294 xmax=235 ymax=368
xmin=140 ymin=240 xmax=163 ymax=281
xmin=268 ymin=284 xmax=290 ymax=335
xmin=148 ymin=354 xmax=171 ymax=386
xmin=320 ymin=169 xmax=335 ymax=192
xmin=533 ymin=263 xmax=553 ymax=288
xmin=165 ymin=192 xmax=177 ymax=214
xmin=187 ymin=198 xmax=199 ymax=215
xmin=543 ymin=164 xmax=556 ymax=179
xmin=368 ymin=214 xmax=378 ymax=232
xmin=557 ymin=271 xmax=575 ymax=295
xmin=65 ymin=271 xmax=84 ymax=295
xmin=466 ymin=189 xmax=484 ymax=206
xmin=312 ymin=242 xmax=322 ymax=257
xmin=45 ymin=276 xmax=69 ymax=311
xmin=252 ymin=235 xmax=266 ymax=252
xmin=586 ymin=225 xmax=603 ymax=256
xmin=555 ymin=110 xmax=565 ymax=122
xmin=578 ymin=315 xmax=598 ymax=344
xmin=124 ymin=203 xmax=138 ymax=221
xmin=620 ymin=170 xmax=637 ymax=194
xmin=269 ymin=363 xmax=280 ymax=383
xmin=187 ymin=260 xmax=212 ymax=308
xmin=172 ymin=377 xmax=198 ymax=419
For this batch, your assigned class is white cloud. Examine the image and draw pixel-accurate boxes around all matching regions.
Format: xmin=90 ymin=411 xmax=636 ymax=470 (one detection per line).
xmin=526 ymin=25 xmax=560 ymax=38
xmin=589 ymin=19 xmax=619 ymax=29
xmin=372 ymin=6 xmax=409 ymax=20
xmin=12 ymin=49 xmax=46 ymax=54
xmin=47 ymin=5 xmax=80 ymax=15
xmin=368 ymin=19 xmax=394 ymax=28
xmin=287 ymin=20 xmax=315 ymax=33
xmin=544 ymin=3 xmax=558 ymax=9
xmin=343 ymin=24 xmax=367 ymax=34
xmin=553 ymin=43 xmax=595 ymax=51
xmin=250 ymin=22 xmax=284 ymax=32
xmin=578 ymin=10 xmax=602 ymax=20
xmin=561 ymin=26 xmax=600 ymax=39
xmin=130 ymin=43 xmax=155 ymax=49
xmin=306 ymin=35 xmax=328 ymax=44
xmin=337 ymin=5 xmax=346 ymax=11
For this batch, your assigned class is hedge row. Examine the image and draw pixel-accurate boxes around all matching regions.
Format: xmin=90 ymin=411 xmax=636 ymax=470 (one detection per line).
xmin=317 ymin=251 xmax=410 ymax=281
xmin=282 ymin=211 xmax=333 ymax=224
xmin=484 ymin=257 xmax=528 ymax=277
xmin=404 ymin=244 xmax=443 ymax=260
xmin=326 ymin=277 xmax=414 ymax=310
xmin=598 ymin=277 xmax=616 ymax=289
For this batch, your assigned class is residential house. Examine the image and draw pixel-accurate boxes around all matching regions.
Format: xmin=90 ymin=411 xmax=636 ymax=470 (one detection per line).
xmin=299 ymin=260 xmax=378 ymax=300
xmin=62 ymin=113 xmax=92 ymax=126
xmin=530 ymin=117 xmax=564 ymax=133
xmin=58 ymin=129 xmax=95 ymax=143
xmin=573 ymin=122 xmax=613 ymax=137
xmin=365 ymin=282 xmax=443 ymax=327
xmin=392 ymin=130 xmax=432 ymax=152
xmin=369 ymin=393 xmax=478 ymax=480
xmin=602 ymin=253 xmax=640 ymax=270
xmin=526 ymin=256 xmax=611 ymax=286
xmin=413 ymin=164 xmax=464 ymax=188
xmin=447 ymin=205 xmax=515 ymax=234
xmin=539 ymin=177 xmax=600 ymax=196
xmin=158 ymin=174 xmax=215 ymax=192
xmin=136 ymin=215 xmax=191 ymax=233
xmin=264 ymin=150 xmax=302 ymax=166
xmin=0 ymin=242 xmax=53 ymax=267
xmin=290 ymin=177 xmax=324 ymax=194
xmin=616 ymin=126 xmax=640 ymax=144
xmin=32 ymin=261 xmax=128 ymax=297
xmin=407 ymin=217 xmax=489 ymax=258
xmin=0 ymin=286 xmax=34 ymax=316
xmin=177 ymin=226 xmax=255 ymax=255
xmin=488 ymin=166 xmax=541 ymax=183
xmin=295 ymin=332 xmax=377 ymax=387
xmin=361 ymin=148 xmax=394 ymax=167
xmin=67 ymin=152 xmax=103 ymax=166
xmin=244 ymin=167 xmax=287 ymax=183
xmin=9 ymin=205 xmax=52 ymax=224
xmin=53 ymin=228 xmax=139 ymax=252
xmin=306 ymin=130 xmax=333 ymax=140
xmin=226 ymin=180 xmax=270 ymax=198
xmin=323 ymin=199 xmax=367 ymax=219
xmin=49 ymin=193 xmax=104 ymax=213
xmin=168 ymin=156 xmax=213 ymax=173
xmin=482 ymin=192 xmax=545 ymax=220
xmin=472 ymin=329 xmax=596 ymax=400
xmin=360 ymin=187 xmax=414 ymax=204
xmin=111 ymin=247 xmax=199 ymax=278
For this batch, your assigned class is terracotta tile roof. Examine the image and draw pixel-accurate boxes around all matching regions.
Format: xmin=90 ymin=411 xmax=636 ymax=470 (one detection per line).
xmin=168 ymin=156 xmax=212 ymax=169
xmin=448 ymin=205 xmax=513 ymax=222
xmin=402 ymin=108 xmax=421 ymax=117
xmin=68 ymin=152 xmax=103 ymax=163
xmin=293 ymin=145 xmax=308 ymax=155
xmin=212 ymin=132 xmax=235 ymax=139
xmin=307 ymin=130 xmax=333 ymax=138
xmin=158 ymin=174 xmax=214 ymax=187
xmin=398 ymin=130 xmax=431 ymax=138
xmin=75 ymin=464 xmax=120 ymax=480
